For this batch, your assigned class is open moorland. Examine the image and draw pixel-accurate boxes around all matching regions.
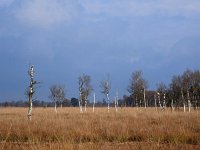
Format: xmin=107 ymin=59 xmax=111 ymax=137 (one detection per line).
xmin=0 ymin=107 xmax=200 ymax=150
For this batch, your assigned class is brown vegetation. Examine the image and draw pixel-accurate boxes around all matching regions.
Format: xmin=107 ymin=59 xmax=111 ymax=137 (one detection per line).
xmin=0 ymin=107 xmax=200 ymax=149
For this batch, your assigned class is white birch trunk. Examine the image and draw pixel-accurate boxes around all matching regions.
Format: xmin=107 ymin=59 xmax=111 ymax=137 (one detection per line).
xmin=195 ymin=96 xmax=198 ymax=110
xmin=144 ymin=88 xmax=146 ymax=109
xmin=187 ymin=90 xmax=191 ymax=112
xmin=183 ymin=103 xmax=186 ymax=112
xmin=158 ymin=93 xmax=162 ymax=110
xmin=136 ymin=96 xmax=138 ymax=111
xmin=171 ymin=99 xmax=175 ymax=111
xmin=84 ymin=100 xmax=87 ymax=112
xmin=154 ymin=94 xmax=157 ymax=111
xmin=79 ymin=92 xmax=83 ymax=113
xmin=115 ymin=97 xmax=117 ymax=112
xmin=115 ymin=92 xmax=118 ymax=112
xmin=28 ymin=92 xmax=33 ymax=120
xmin=54 ymin=101 xmax=57 ymax=113
xmin=93 ymin=93 xmax=95 ymax=113
xmin=181 ymin=89 xmax=186 ymax=112
xmin=27 ymin=66 xmax=35 ymax=120
xmin=163 ymin=93 xmax=166 ymax=109
xmin=79 ymin=99 xmax=83 ymax=113
xmin=107 ymin=94 xmax=110 ymax=113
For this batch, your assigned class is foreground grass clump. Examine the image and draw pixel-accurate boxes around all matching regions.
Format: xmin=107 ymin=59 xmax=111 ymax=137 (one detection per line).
xmin=0 ymin=107 xmax=200 ymax=149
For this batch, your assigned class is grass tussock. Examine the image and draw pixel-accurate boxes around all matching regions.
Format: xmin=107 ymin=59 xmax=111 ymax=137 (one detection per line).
xmin=0 ymin=107 xmax=200 ymax=149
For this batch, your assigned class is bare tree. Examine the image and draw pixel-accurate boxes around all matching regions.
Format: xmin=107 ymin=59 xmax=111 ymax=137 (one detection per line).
xmin=169 ymin=69 xmax=200 ymax=111
xmin=182 ymin=69 xmax=192 ymax=112
xmin=127 ymin=70 xmax=148 ymax=109
xmin=190 ymin=70 xmax=200 ymax=110
xmin=170 ymin=75 xmax=182 ymax=110
xmin=93 ymin=92 xmax=96 ymax=113
xmin=78 ymin=74 xmax=92 ymax=112
xmin=154 ymin=93 xmax=157 ymax=111
xmin=78 ymin=77 xmax=84 ymax=113
xmin=156 ymin=82 xmax=167 ymax=110
xmin=27 ymin=65 xmax=38 ymax=120
xmin=49 ymin=85 xmax=65 ymax=113
xmin=115 ymin=92 xmax=119 ymax=112
xmin=100 ymin=75 xmax=111 ymax=112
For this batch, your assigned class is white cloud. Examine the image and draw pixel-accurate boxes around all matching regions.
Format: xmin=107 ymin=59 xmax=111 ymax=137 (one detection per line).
xmin=0 ymin=0 xmax=14 ymax=7
xmin=15 ymin=0 xmax=80 ymax=28
xmin=128 ymin=56 xmax=140 ymax=64
xmin=79 ymin=0 xmax=200 ymax=18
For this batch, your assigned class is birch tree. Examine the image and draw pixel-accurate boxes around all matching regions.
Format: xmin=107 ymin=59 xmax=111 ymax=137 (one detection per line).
xmin=156 ymin=82 xmax=167 ymax=110
xmin=170 ymin=75 xmax=182 ymax=110
xmin=190 ymin=70 xmax=200 ymax=110
xmin=78 ymin=74 xmax=92 ymax=112
xmin=115 ymin=92 xmax=119 ymax=112
xmin=127 ymin=70 xmax=148 ymax=109
xmin=93 ymin=93 xmax=96 ymax=112
xmin=154 ymin=93 xmax=157 ymax=111
xmin=49 ymin=85 xmax=65 ymax=113
xmin=78 ymin=77 xmax=84 ymax=113
xmin=27 ymin=65 xmax=38 ymax=120
xmin=182 ymin=69 xmax=192 ymax=112
xmin=100 ymin=75 xmax=111 ymax=112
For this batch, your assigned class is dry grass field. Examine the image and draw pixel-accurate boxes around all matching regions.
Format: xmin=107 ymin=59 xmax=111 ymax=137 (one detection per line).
xmin=0 ymin=107 xmax=200 ymax=150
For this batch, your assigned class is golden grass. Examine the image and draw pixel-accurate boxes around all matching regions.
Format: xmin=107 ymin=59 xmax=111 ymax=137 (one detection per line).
xmin=0 ymin=107 xmax=200 ymax=149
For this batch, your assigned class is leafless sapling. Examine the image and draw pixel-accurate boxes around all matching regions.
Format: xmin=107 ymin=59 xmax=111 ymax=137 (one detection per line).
xmin=100 ymin=75 xmax=111 ymax=112
xmin=49 ymin=85 xmax=65 ymax=113
xmin=93 ymin=92 xmax=96 ymax=113
xmin=78 ymin=74 xmax=92 ymax=112
xmin=115 ymin=92 xmax=119 ymax=112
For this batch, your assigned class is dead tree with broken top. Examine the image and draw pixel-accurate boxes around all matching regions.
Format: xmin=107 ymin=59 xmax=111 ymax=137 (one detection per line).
xmin=27 ymin=65 xmax=37 ymax=120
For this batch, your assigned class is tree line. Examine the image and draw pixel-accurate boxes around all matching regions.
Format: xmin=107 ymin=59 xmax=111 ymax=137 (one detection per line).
xmin=48 ymin=69 xmax=200 ymax=112
xmin=1 ymin=68 xmax=200 ymax=113
xmin=126 ymin=69 xmax=200 ymax=112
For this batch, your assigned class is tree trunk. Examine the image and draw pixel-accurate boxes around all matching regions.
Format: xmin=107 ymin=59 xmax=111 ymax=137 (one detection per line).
xmin=163 ymin=93 xmax=166 ymax=109
xmin=171 ymin=99 xmax=175 ymax=111
xmin=115 ymin=96 xmax=118 ymax=112
xmin=187 ymin=90 xmax=191 ymax=112
xmin=136 ymin=96 xmax=138 ymax=111
xmin=144 ymin=88 xmax=146 ymax=109
xmin=181 ymin=89 xmax=186 ymax=112
xmin=154 ymin=94 xmax=157 ymax=111
xmin=79 ymin=92 xmax=83 ymax=113
xmin=84 ymin=100 xmax=87 ymax=112
xmin=158 ymin=93 xmax=162 ymax=110
xmin=28 ymin=91 xmax=33 ymax=120
xmin=28 ymin=79 xmax=34 ymax=120
xmin=93 ymin=93 xmax=95 ymax=113
xmin=54 ymin=101 xmax=57 ymax=113
xmin=79 ymin=100 xmax=82 ymax=113
xmin=107 ymin=94 xmax=110 ymax=113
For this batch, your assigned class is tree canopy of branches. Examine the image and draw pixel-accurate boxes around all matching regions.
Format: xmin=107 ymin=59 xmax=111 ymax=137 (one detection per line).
xmin=78 ymin=74 xmax=92 ymax=112
xmin=127 ymin=70 xmax=148 ymax=107
xmin=156 ymin=82 xmax=167 ymax=109
xmin=100 ymin=75 xmax=111 ymax=112
xmin=169 ymin=69 xmax=200 ymax=111
xmin=49 ymin=85 xmax=65 ymax=113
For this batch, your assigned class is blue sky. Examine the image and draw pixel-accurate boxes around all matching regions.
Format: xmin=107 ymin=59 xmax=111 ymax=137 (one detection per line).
xmin=0 ymin=0 xmax=200 ymax=101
